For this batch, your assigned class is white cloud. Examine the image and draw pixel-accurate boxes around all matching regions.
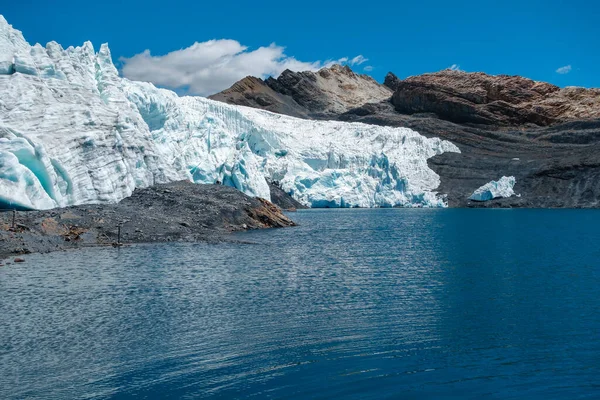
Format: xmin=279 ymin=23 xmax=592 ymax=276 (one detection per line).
xmin=363 ymin=65 xmax=374 ymax=72
xmin=349 ymin=55 xmax=368 ymax=66
xmin=120 ymin=40 xmax=368 ymax=96
xmin=448 ymin=64 xmax=462 ymax=71
xmin=556 ymin=65 xmax=572 ymax=74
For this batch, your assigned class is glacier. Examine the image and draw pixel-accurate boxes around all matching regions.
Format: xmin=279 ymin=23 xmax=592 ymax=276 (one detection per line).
xmin=0 ymin=15 xmax=460 ymax=210
xmin=469 ymin=176 xmax=516 ymax=202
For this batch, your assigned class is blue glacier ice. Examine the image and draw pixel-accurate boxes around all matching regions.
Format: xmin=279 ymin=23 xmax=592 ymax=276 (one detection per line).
xmin=469 ymin=176 xmax=517 ymax=202
xmin=0 ymin=15 xmax=460 ymax=210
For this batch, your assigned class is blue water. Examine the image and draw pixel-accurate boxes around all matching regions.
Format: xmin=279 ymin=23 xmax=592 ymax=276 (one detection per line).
xmin=1 ymin=209 xmax=599 ymax=399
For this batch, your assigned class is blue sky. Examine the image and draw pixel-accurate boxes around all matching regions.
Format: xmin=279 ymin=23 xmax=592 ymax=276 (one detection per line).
xmin=2 ymin=0 xmax=597 ymax=95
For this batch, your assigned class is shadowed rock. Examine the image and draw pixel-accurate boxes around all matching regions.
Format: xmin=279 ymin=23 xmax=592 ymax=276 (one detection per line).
xmin=383 ymin=72 xmax=401 ymax=91
xmin=269 ymin=182 xmax=308 ymax=211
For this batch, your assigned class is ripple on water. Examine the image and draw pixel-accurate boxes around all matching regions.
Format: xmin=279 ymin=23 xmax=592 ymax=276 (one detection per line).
xmin=1 ymin=209 xmax=599 ymax=399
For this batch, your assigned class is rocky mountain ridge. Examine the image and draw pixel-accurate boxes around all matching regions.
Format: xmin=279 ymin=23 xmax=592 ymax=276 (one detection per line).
xmin=209 ymin=64 xmax=392 ymax=119
xmin=211 ymin=67 xmax=600 ymax=208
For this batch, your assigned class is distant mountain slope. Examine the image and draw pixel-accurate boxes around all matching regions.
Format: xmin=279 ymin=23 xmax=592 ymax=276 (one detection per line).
xmin=209 ymin=65 xmax=392 ymax=119
xmin=208 ymin=76 xmax=310 ymax=119
xmin=211 ymin=68 xmax=600 ymax=208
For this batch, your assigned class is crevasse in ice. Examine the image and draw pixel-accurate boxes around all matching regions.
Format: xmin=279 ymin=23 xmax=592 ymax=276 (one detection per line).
xmin=0 ymin=15 xmax=460 ymax=210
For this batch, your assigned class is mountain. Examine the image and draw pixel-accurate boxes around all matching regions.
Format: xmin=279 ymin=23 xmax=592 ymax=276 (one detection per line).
xmin=211 ymin=68 xmax=600 ymax=207
xmin=389 ymin=70 xmax=600 ymax=126
xmin=209 ymin=65 xmax=393 ymax=119
xmin=0 ymin=16 xmax=458 ymax=210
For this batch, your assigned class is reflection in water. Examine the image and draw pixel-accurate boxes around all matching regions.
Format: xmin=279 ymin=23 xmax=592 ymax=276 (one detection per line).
xmin=1 ymin=209 xmax=599 ymax=399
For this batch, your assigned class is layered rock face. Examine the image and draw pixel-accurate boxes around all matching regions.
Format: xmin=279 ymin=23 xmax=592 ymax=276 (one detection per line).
xmin=390 ymin=70 xmax=600 ymax=126
xmin=209 ymin=65 xmax=392 ymax=119
xmin=213 ymin=68 xmax=600 ymax=208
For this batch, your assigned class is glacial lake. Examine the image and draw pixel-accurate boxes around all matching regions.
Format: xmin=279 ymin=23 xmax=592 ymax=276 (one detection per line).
xmin=1 ymin=209 xmax=599 ymax=399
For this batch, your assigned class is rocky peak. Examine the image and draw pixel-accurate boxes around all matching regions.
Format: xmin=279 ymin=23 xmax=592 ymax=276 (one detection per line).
xmin=383 ymin=72 xmax=401 ymax=91
xmin=324 ymin=63 xmax=355 ymax=76
xmin=210 ymin=64 xmax=392 ymax=118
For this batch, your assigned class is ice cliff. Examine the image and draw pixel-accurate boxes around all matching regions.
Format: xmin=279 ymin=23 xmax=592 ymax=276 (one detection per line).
xmin=0 ymin=16 xmax=460 ymax=210
xmin=469 ymin=176 xmax=516 ymax=202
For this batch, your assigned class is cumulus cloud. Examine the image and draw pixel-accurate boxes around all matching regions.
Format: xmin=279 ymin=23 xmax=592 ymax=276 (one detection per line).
xmin=556 ymin=65 xmax=572 ymax=74
xmin=120 ymin=40 xmax=369 ymax=96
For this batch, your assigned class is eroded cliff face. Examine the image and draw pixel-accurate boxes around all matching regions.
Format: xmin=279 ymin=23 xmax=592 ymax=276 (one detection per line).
xmin=390 ymin=70 xmax=600 ymax=127
xmin=212 ymin=68 xmax=600 ymax=208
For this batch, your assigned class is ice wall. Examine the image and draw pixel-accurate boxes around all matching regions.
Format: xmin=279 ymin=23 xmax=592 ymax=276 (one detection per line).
xmin=0 ymin=15 xmax=460 ymax=210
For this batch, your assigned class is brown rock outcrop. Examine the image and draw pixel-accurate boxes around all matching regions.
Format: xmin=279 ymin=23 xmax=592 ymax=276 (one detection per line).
xmin=391 ymin=70 xmax=600 ymax=126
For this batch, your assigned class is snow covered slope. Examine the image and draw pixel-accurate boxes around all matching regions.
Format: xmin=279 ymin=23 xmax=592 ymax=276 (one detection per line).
xmin=0 ymin=16 xmax=460 ymax=210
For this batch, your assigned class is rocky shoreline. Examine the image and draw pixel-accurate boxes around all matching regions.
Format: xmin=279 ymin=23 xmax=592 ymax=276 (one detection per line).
xmin=0 ymin=181 xmax=296 ymax=261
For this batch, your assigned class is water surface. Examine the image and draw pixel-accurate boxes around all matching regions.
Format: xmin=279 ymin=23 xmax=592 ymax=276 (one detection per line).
xmin=1 ymin=209 xmax=599 ymax=399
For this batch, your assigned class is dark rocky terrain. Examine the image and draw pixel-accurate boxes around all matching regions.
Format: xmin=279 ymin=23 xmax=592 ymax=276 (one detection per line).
xmin=212 ymin=68 xmax=600 ymax=208
xmin=0 ymin=181 xmax=296 ymax=261
xmin=269 ymin=182 xmax=308 ymax=211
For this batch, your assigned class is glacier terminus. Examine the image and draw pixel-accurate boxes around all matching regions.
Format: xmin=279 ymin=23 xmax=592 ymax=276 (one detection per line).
xmin=0 ymin=15 xmax=460 ymax=210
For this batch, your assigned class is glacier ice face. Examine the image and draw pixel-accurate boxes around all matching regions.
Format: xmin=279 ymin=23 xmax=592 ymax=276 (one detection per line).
xmin=469 ymin=176 xmax=516 ymax=202
xmin=0 ymin=15 xmax=460 ymax=210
